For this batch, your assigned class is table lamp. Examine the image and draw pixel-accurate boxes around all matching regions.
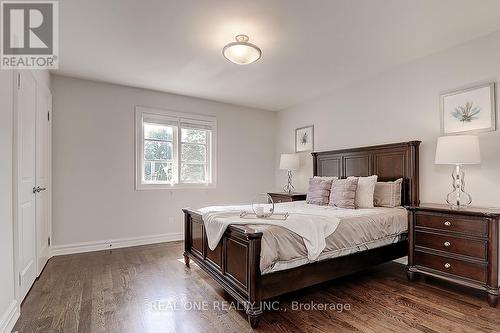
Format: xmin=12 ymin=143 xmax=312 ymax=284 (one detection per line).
xmin=280 ymin=153 xmax=300 ymax=194
xmin=435 ymin=135 xmax=480 ymax=207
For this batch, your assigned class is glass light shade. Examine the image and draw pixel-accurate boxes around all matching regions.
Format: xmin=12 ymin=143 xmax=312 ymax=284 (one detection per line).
xmin=252 ymin=193 xmax=274 ymax=218
xmin=222 ymin=35 xmax=262 ymax=65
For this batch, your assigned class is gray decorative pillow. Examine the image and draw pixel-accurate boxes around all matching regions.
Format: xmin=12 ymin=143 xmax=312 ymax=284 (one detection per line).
xmin=329 ymin=178 xmax=359 ymax=209
xmin=306 ymin=177 xmax=335 ymax=205
xmin=373 ymin=178 xmax=403 ymax=207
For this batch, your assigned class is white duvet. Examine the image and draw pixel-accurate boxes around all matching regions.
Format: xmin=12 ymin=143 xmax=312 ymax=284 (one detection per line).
xmin=199 ymin=202 xmax=343 ymax=260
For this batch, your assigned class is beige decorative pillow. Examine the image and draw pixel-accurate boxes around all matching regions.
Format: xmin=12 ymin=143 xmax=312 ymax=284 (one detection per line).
xmin=329 ymin=178 xmax=359 ymax=209
xmin=347 ymin=175 xmax=378 ymax=208
xmin=306 ymin=177 xmax=335 ymax=205
xmin=373 ymin=178 xmax=403 ymax=207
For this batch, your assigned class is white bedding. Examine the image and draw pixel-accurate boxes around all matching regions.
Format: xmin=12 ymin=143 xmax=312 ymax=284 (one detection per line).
xmin=199 ymin=203 xmax=341 ymax=260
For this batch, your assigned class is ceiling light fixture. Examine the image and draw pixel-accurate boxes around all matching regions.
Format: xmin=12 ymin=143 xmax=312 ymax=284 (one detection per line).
xmin=222 ymin=34 xmax=262 ymax=65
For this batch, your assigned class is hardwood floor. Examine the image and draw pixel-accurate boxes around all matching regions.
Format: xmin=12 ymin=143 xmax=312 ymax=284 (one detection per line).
xmin=14 ymin=241 xmax=500 ymax=333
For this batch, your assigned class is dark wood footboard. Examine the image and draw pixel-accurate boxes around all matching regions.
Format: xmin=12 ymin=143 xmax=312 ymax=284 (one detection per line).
xmin=182 ymin=208 xmax=264 ymax=327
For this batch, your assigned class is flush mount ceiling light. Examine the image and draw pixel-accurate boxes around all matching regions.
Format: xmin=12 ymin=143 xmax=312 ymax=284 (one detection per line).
xmin=222 ymin=34 xmax=262 ymax=65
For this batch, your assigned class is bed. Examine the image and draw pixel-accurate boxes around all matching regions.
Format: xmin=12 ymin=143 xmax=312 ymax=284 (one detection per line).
xmin=182 ymin=140 xmax=420 ymax=327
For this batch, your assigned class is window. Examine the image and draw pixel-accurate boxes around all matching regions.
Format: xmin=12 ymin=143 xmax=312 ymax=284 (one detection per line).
xmin=136 ymin=107 xmax=216 ymax=189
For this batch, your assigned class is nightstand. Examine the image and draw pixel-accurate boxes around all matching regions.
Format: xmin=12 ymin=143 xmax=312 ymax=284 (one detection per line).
xmin=268 ymin=192 xmax=306 ymax=203
xmin=407 ymin=204 xmax=500 ymax=307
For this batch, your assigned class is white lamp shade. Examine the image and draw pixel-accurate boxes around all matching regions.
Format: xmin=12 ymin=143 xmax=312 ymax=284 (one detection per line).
xmin=280 ymin=153 xmax=300 ymax=170
xmin=435 ymin=135 xmax=481 ymax=165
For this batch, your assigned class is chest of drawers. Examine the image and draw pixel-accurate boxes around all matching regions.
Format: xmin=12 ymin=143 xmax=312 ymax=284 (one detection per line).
xmin=407 ymin=204 xmax=499 ymax=307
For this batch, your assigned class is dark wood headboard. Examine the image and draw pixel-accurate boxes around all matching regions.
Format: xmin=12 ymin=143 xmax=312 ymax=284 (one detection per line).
xmin=312 ymin=141 xmax=421 ymax=206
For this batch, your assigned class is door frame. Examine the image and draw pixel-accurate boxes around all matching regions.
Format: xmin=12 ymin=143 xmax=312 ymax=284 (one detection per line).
xmin=13 ymin=69 xmax=32 ymax=302
xmin=35 ymin=76 xmax=52 ymax=276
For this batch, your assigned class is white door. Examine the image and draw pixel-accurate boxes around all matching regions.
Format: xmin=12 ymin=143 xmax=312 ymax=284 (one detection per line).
xmin=35 ymin=81 xmax=52 ymax=275
xmin=15 ymin=71 xmax=37 ymax=300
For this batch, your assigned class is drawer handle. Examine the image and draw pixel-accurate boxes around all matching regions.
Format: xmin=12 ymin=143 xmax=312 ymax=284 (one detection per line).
xmin=444 ymin=263 xmax=451 ymax=269
xmin=444 ymin=241 xmax=451 ymax=247
xmin=444 ymin=221 xmax=452 ymax=227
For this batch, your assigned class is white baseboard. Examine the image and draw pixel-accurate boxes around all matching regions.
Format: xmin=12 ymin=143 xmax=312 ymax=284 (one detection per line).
xmin=50 ymin=232 xmax=184 ymax=257
xmin=0 ymin=300 xmax=19 ymax=333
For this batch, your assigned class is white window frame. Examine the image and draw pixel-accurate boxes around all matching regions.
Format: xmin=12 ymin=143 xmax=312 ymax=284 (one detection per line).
xmin=135 ymin=106 xmax=217 ymax=190
xmin=142 ymin=122 xmax=176 ymax=184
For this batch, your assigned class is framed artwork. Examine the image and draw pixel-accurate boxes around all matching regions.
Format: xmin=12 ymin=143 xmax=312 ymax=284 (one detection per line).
xmin=441 ymin=82 xmax=497 ymax=134
xmin=295 ymin=125 xmax=314 ymax=152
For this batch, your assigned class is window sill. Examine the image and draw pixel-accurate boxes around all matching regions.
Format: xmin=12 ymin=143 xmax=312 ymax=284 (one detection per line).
xmin=135 ymin=183 xmax=216 ymax=191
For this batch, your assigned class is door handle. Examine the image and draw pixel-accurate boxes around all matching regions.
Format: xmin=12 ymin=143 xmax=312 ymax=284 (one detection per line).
xmin=33 ymin=186 xmax=47 ymax=193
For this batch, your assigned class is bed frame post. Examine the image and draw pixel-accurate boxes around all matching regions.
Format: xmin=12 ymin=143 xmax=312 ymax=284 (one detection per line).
xmin=183 ymin=211 xmax=191 ymax=267
xmin=246 ymin=232 xmax=262 ymax=328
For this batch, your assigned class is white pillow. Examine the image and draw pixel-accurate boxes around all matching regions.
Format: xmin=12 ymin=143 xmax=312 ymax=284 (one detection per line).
xmin=347 ymin=175 xmax=378 ymax=208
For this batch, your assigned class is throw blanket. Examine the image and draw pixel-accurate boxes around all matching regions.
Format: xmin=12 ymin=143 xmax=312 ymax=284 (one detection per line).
xmin=198 ymin=202 xmax=341 ymax=261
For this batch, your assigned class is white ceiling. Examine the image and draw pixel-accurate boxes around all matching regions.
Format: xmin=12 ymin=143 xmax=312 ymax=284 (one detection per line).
xmin=55 ymin=0 xmax=500 ymax=111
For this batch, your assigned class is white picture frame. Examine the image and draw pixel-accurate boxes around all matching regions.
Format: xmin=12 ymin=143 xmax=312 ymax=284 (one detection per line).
xmin=295 ymin=125 xmax=314 ymax=152
xmin=441 ymin=82 xmax=497 ymax=134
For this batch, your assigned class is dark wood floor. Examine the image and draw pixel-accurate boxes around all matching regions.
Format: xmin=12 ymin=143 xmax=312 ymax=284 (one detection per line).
xmin=14 ymin=241 xmax=500 ymax=333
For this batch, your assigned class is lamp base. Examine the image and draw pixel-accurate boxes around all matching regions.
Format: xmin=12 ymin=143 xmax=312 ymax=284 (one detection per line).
xmin=283 ymin=170 xmax=295 ymax=194
xmin=446 ymin=165 xmax=472 ymax=208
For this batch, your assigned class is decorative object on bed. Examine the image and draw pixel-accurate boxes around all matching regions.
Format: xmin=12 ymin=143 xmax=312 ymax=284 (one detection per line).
xmin=435 ymin=135 xmax=480 ymax=207
xmin=329 ymin=178 xmax=359 ymax=209
xmin=295 ymin=125 xmax=314 ymax=152
xmin=252 ymin=193 xmax=274 ymax=218
xmin=306 ymin=177 xmax=334 ymax=205
xmin=374 ymin=178 xmax=403 ymax=208
xmin=441 ymin=82 xmax=496 ymax=134
xmin=280 ymin=153 xmax=300 ymax=193
xmin=183 ymin=140 xmax=420 ymax=328
xmin=407 ymin=204 xmax=499 ymax=307
xmin=240 ymin=211 xmax=289 ymax=220
xmin=347 ymin=175 xmax=378 ymax=208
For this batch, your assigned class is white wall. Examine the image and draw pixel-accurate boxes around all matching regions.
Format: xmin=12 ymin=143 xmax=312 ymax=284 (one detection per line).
xmin=51 ymin=76 xmax=276 ymax=247
xmin=276 ymin=31 xmax=500 ymax=208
